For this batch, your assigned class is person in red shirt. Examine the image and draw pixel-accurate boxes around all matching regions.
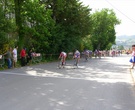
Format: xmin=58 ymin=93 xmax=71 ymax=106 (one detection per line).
xmin=20 ymin=47 xmax=26 ymax=66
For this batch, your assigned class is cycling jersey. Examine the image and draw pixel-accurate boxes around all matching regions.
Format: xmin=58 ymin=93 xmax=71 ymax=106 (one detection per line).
xmin=84 ymin=50 xmax=89 ymax=55
xmin=74 ymin=50 xmax=80 ymax=58
xmin=59 ymin=52 xmax=67 ymax=58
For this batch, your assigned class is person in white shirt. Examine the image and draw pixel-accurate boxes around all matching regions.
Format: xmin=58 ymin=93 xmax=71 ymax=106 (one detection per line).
xmin=12 ymin=46 xmax=18 ymax=68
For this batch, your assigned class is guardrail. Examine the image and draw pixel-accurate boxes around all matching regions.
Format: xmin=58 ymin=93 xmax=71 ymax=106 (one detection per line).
xmin=130 ymin=68 xmax=135 ymax=83
xmin=0 ymin=55 xmax=5 ymax=69
xmin=32 ymin=53 xmax=42 ymax=63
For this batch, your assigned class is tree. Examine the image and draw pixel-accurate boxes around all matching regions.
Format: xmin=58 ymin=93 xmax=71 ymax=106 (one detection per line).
xmin=14 ymin=0 xmax=24 ymax=48
xmin=118 ymin=45 xmax=124 ymax=50
xmin=21 ymin=0 xmax=55 ymax=53
xmin=45 ymin=0 xmax=92 ymax=52
xmin=0 ymin=0 xmax=16 ymax=54
xmin=2 ymin=0 xmax=93 ymax=55
xmin=91 ymin=9 xmax=121 ymax=50
xmin=81 ymin=35 xmax=93 ymax=51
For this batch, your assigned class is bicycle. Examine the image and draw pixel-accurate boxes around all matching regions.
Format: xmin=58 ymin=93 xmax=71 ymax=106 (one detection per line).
xmin=58 ymin=57 xmax=66 ymax=69
xmin=73 ymin=58 xmax=79 ymax=68
xmin=0 ymin=55 xmax=5 ymax=69
xmin=84 ymin=54 xmax=89 ymax=61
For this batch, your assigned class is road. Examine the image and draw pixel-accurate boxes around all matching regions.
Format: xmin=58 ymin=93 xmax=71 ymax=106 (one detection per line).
xmin=0 ymin=54 xmax=135 ymax=110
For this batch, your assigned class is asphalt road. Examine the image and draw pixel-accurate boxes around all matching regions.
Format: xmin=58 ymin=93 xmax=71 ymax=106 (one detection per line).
xmin=0 ymin=54 xmax=135 ymax=110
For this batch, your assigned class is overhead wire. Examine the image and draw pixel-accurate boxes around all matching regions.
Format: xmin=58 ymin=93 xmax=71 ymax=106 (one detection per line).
xmin=104 ymin=0 xmax=135 ymax=23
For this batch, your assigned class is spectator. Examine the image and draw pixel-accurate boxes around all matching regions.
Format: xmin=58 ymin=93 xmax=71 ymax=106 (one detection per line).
xmin=129 ymin=45 xmax=135 ymax=69
xmin=27 ymin=49 xmax=32 ymax=65
xmin=12 ymin=46 xmax=18 ymax=68
xmin=3 ymin=47 xmax=13 ymax=69
xmin=20 ymin=47 xmax=26 ymax=66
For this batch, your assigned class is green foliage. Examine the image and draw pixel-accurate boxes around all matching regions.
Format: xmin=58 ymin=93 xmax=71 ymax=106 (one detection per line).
xmin=106 ymin=42 xmax=113 ymax=50
xmin=1 ymin=0 xmax=122 ymax=60
xmin=91 ymin=9 xmax=121 ymax=50
xmin=118 ymin=45 xmax=124 ymax=50
xmin=46 ymin=0 xmax=92 ymax=53
xmin=21 ymin=0 xmax=55 ymax=53
xmin=0 ymin=1 xmax=16 ymax=54
xmin=81 ymin=35 xmax=93 ymax=51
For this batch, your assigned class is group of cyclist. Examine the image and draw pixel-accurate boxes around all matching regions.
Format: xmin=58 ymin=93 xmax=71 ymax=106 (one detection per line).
xmin=58 ymin=48 xmax=104 ymax=67
xmin=58 ymin=49 xmax=85 ymax=68
xmin=58 ymin=49 xmax=80 ymax=67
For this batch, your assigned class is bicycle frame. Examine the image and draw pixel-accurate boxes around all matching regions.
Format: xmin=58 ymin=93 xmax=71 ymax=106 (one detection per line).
xmin=58 ymin=57 xmax=65 ymax=69
xmin=73 ymin=58 xmax=79 ymax=68
xmin=84 ymin=54 xmax=89 ymax=61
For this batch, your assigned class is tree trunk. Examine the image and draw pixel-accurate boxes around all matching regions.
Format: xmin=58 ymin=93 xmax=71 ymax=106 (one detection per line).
xmin=14 ymin=0 xmax=24 ymax=48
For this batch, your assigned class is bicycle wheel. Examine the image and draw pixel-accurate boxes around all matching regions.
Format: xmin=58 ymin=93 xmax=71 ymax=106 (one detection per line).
xmin=58 ymin=59 xmax=65 ymax=69
xmin=85 ymin=55 xmax=88 ymax=61
xmin=58 ymin=59 xmax=62 ymax=69
xmin=73 ymin=58 xmax=78 ymax=68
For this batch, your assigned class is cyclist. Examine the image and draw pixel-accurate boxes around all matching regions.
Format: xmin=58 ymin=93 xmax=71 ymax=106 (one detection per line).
xmin=73 ymin=49 xmax=80 ymax=66
xmin=84 ymin=49 xmax=89 ymax=61
xmin=89 ymin=50 xmax=93 ymax=58
xmin=94 ymin=49 xmax=98 ymax=58
xmin=58 ymin=51 xmax=67 ymax=66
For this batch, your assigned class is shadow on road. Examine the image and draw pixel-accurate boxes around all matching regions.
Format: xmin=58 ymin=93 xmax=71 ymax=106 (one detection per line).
xmin=0 ymin=55 xmax=135 ymax=110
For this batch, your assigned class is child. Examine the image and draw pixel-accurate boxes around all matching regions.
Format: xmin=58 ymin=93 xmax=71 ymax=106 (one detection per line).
xmin=129 ymin=45 xmax=135 ymax=69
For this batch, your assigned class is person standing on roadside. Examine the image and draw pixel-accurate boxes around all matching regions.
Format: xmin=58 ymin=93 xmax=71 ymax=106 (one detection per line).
xmin=20 ymin=47 xmax=26 ymax=66
xmin=12 ymin=46 xmax=18 ymax=68
xmin=3 ymin=47 xmax=13 ymax=69
xmin=27 ymin=48 xmax=32 ymax=65
xmin=129 ymin=45 xmax=135 ymax=69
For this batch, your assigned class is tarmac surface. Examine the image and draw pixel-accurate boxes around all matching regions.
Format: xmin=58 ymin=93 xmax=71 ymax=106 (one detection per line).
xmin=0 ymin=54 xmax=135 ymax=110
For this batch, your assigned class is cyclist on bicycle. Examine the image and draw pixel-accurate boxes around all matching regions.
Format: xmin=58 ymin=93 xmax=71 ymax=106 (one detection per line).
xmin=73 ymin=49 xmax=80 ymax=66
xmin=84 ymin=49 xmax=89 ymax=61
xmin=58 ymin=51 xmax=67 ymax=65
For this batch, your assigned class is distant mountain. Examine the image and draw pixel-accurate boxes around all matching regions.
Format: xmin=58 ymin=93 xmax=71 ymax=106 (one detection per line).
xmin=116 ymin=35 xmax=135 ymax=49
xmin=116 ymin=35 xmax=135 ymax=40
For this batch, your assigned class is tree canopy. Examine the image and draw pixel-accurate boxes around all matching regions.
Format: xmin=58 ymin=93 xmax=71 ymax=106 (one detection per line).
xmin=0 ymin=0 xmax=121 ymax=55
xmin=90 ymin=9 xmax=121 ymax=50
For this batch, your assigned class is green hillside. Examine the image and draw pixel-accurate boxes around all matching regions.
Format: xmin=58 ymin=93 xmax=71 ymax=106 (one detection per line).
xmin=116 ymin=35 xmax=135 ymax=49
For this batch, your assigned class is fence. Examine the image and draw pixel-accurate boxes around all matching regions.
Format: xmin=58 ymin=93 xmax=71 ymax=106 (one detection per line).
xmin=0 ymin=55 xmax=5 ymax=69
xmin=32 ymin=53 xmax=42 ymax=63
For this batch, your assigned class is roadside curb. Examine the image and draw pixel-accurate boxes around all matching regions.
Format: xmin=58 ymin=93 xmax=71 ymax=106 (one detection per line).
xmin=130 ymin=69 xmax=135 ymax=83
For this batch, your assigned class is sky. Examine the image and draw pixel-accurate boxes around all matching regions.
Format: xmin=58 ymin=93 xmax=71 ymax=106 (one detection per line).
xmin=80 ymin=0 xmax=135 ymax=37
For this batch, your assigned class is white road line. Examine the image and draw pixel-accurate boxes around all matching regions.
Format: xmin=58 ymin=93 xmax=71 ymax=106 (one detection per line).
xmin=0 ymin=72 xmax=31 ymax=76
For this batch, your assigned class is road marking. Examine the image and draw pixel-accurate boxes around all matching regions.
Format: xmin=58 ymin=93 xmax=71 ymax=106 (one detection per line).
xmin=0 ymin=72 xmax=31 ymax=76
